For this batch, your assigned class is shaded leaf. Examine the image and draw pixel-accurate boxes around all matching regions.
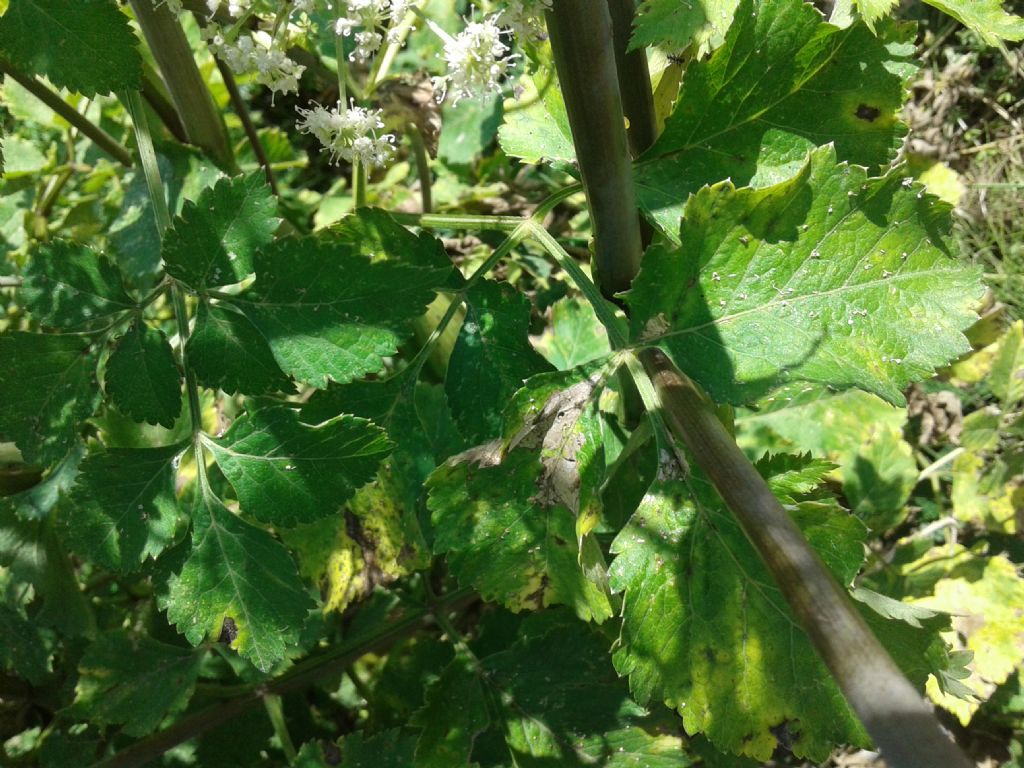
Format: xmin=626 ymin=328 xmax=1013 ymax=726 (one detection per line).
xmin=0 ymin=0 xmax=142 ymax=96
xmin=0 ymin=332 xmax=101 ymax=465
xmin=21 ymin=241 xmax=134 ymax=329
xmin=187 ymin=301 xmax=293 ymax=396
xmin=69 ymin=631 xmax=202 ymax=736
xmin=104 ymin=320 xmax=183 ymax=428
xmin=206 ymin=406 xmax=391 ymax=527
xmin=231 ymin=210 xmax=453 ymax=387
xmin=429 ymin=364 xmax=615 ymax=622
xmin=446 ymin=280 xmax=553 ymax=443
xmin=162 ymin=173 xmax=279 ymax=290
xmin=609 ymin=453 xmax=869 ymax=760
xmin=164 ymin=490 xmax=312 ymax=672
xmin=62 ymin=444 xmax=184 ymax=573
xmin=0 ymin=604 xmax=51 ymax=685
xmin=627 ymin=146 xmax=982 ymax=406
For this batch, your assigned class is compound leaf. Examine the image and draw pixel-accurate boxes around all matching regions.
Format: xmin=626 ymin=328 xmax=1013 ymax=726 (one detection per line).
xmin=21 ymin=241 xmax=135 ymax=329
xmin=69 ymin=631 xmax=202 ymax=737
xmin=104 ymin=320 xmax=183 ymax=428
xmin=627 ymin=146 xmax=982 ymax=406
xmin=635 ymin=0 xmax=917 ymax=237
xmin=187 ymin=301 xmax=293 ymax=396
xmin=62 ymin=444 xmax=184 ymax=573
xmin=0 ymin=0 xmax=142 ymax=96
xmin=446 ymin=279 xmax=553 ymax=443
xmin=205 ymin=406 xmax=391 ymax=527
xmin=162 ymin=173 xmax=279 ymax=290
xmin=231 ymin=209 xmax=453 ymax=387
xmin=164 ymin=490 xmax=312 ymax=672
xmin=0 ymin=332 xmax=100 ymax=466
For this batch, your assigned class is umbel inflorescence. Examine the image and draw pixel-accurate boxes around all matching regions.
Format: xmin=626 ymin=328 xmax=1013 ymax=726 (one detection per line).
xmin=160 ymin=0 xmax=552 ymax=168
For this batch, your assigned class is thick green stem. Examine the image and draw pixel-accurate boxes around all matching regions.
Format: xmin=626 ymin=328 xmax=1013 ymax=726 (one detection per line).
xmin=638 ymin=348 xmax=973 ymax=768
xmin=0 ymin=66 xmax=133 ymax=166
xmin=140 ymin=61 xmax=189 ymax=144
xmin=89 ymin=589 xmax=475 ymax=768
xmin=130 ymin=0 xmax=237 ymax=172
xmin=545 ymin=1 xmax=643 ymax=298
xmin=606 ymin=0 xmax=658 ymax=157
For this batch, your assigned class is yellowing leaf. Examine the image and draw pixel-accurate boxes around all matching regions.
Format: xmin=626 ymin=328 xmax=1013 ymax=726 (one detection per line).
xmin=903 ymin=547 xmax=1024 ymax=724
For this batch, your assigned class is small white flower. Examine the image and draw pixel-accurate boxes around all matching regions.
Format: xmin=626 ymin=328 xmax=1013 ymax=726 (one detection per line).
xmin=433 ymin=14 xmax=514 ymax=105
xmin=296 ymin=101 xmax=396 ymax=168
xmin=205 ymin=27 xmax=306 ymax=97
xmin=207 ymin=0 xmax=248 ymax=16
xmin=498 ymin=0 xmax=551 ymax=41
xmin=334 ymin=0 xmax=412 ymax=63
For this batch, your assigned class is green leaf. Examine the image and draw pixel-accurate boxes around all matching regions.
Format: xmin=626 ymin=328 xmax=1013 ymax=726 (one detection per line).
xmin=0 ymin=332 xmax=101 ymax=465
xmin=0 ymin=604 xmax=51 ymax=685
xmin=21 ymin=241 xmax=135 ymax=329
xmin=926 ymin=0 xmax=1023 ymax=44
xmin=162 ymin=173 xmax=279 ymax=290
xmin=164 ymin=489 xmax=312 ymax=672
xmin=446 ymin=280 xmax=553 ymax=443
xmin=104 ymin=320 xmax=183 ymax=428
xmin=415 ymin=616 xmax=694 ymax=767
xmin=631 ymin=0 xmax=739 ymax=56
xmin=990 ymin=319 xmax=1024 ymax=406
xmin=634 ymin=0 xmax=918 ymax=236
xmin=231 ymin=210 xmax=453 ymax=387
xmin=738 ymin=389 xmax=918 ymax=530
xmin=609 ymin=453 xmax=872 ymax=760
xmin=0 ymin=514 xmax=96 ymax=637
xmin=0 ymin=0 xmax=142 ymax=96
xmin=338 ymin=729 xmax=418 ymax=767
xmin=438 ymin=93 xmax=503 ymax=166
xmin=411 ymin=653 xmax=489 ymax=767
xmin=205 ymin=406 xmax=391 ymax=527
xmin=627 ymin=146 xmax=982 ymax=406
xmin=302 ymin=374 xmax=465 ymax=543
xmin=62 ymin=444 xmax=184 ymax=573
xmin=533 ymin=296 xmax=612 ymax=371
xmin=4 ymin=443 xmax=84 ymax=521
xmin=497 ymin=66 xmax=575 ymax=165
xmin=428 ymin=364 xmax=614 ymax=622
xmin=69 ymin=631 xmax=202 ymax=736
xmin=187 ymin=301 xmax=293 ymax=396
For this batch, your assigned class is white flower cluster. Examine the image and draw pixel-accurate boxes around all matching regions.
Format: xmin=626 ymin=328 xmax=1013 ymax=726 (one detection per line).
xmin=296 ymin=102 xmax=396 ymax=167
xmin=496 ymin=0 xmax=551 ymax=41
xmin=206 ymin=0 xmax=249 ymax=16
xmin=334 ymin=0 xmax=414 ymax=63
xmin=205 ymin=27 xmax=307 ymax=97
xmin=432 ymin=14 xmax=514 ymax=105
